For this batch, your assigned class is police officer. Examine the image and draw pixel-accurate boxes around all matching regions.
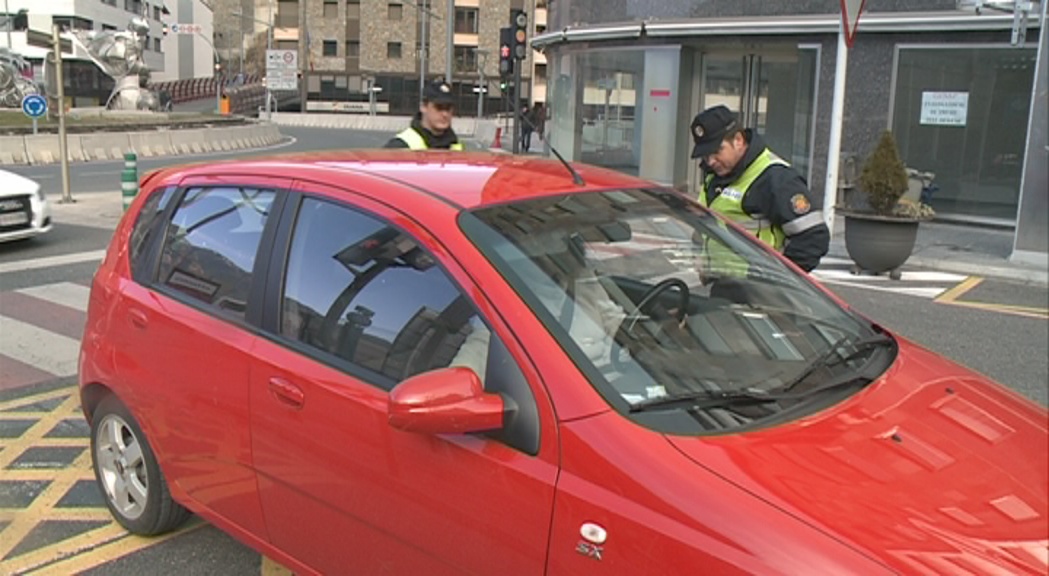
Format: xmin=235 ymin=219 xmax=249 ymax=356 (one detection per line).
xmin=690 ymin=105 xmax=829 ymax=272
xmin=385 ymin=80 xmax=464 ymax=150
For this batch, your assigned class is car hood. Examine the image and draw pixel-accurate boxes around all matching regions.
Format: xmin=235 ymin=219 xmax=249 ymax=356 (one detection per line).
xmin=667 ymin=340 xmax=1048 ymax=574
xmin=0 ymin=170 xmax=40 ymax=197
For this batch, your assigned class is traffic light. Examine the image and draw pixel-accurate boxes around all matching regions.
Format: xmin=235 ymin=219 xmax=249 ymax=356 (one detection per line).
xmin=510 ymin=9 xmax=527 ymax=60
xmin=499 ymin=27 xmax=513 ymax=77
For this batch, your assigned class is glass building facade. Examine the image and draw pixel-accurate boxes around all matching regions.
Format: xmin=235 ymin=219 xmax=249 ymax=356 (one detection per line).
xmin=536 ymin=0 xmax=1043 ymax=231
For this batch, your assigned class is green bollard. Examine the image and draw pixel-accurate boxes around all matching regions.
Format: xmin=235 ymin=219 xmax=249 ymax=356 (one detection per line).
xmin=121 ymin=168 xmax=139 ymax=212
xmin=122 ymin=152 xmax=139 ymax=212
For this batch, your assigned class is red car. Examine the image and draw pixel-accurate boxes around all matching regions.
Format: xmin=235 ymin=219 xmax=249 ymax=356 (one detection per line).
xmin=79 ymin=151 xmax=1048 ymax=575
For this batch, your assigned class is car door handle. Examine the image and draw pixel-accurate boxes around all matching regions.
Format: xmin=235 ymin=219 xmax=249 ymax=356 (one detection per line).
xmin=268 ymin=377 xmax=305 ymax=409
xmin=129 ymin=309 xmax=149 ymax=329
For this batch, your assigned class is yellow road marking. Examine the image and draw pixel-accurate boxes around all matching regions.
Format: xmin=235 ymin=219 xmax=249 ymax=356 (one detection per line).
xmin=261 ymin=555 xmax=296 ymax=575
xmin=17 ymin=519 xmax=207 ymax=575
xmin=934 ymin=276 xmax=984 ymax=304
xmin=934 ymin=276 xmax=1049 ymax=320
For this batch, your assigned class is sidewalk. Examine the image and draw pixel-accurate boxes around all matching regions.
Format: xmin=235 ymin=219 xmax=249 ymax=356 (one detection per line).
xmin=49 ymin=190 xmax=126 ymax=231
xmin=829 ymin=216 xmax=1049 ymax=286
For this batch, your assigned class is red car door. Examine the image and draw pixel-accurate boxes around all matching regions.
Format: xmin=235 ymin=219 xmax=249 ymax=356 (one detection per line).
xmin=115 ymin=176 xmax=286 ymax=537
xmin=248 ymin=184 xmax=560 ymax=574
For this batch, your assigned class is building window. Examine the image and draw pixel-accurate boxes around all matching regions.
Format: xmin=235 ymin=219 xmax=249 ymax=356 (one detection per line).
xmin=387 ymin=42 xmax=402 ymax=59
xmin=102 ymin=24 xmax=117 ymax=31
xmin=323 ymin=0 xmax=338 ymax=18
xmin=102 ymin=0 xmax=117 ymax=6
xmin=454 ymin=7 xmax=478 ymax=34
xmin=53 ymin=17 xmax=95 ymax=32
xmin=323 ymin=40 xmax=338 ymax=57
xmin=153 ymin=5 xmax=161 ymax=20
xmin=388 ymin=3 xmax=402 ymax=20
xmin=891 ymin=46 xmax=1037 ymax=220
xmin=454 ymin=46 xmax=477 ymax=74
xmin=346 ymin=41 xmax=360 ymax=58
xmin=276 ymin=0 xmax=298 ymax=27
xmin=347 ymin=0 xmax=360 ymax=18
xmin=154 ymin=37 xmax=161 ymax=52
xmin=124 ymin=0 xmax=142 ymax=13
xmin=276 ymin=40 xmax=298 ymax=51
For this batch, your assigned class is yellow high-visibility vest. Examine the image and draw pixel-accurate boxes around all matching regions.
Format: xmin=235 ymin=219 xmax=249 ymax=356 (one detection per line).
xmin=396 ymin=127 xmax=464 ymax=150
xmin=698 ymin=149 xmax=789 ymax=278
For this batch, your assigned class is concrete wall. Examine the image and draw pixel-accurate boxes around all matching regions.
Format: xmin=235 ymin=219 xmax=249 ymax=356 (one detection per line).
xmin=0 ymin=124 xmax=282 ymax=166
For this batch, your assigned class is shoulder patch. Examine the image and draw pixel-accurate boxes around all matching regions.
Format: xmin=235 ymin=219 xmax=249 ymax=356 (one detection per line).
xmin=790 ymin=194 xmax=811 ymax=214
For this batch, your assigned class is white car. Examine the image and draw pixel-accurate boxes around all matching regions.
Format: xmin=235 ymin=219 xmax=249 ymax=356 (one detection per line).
xmin=0 ymin=169 xmax=51 ymax=242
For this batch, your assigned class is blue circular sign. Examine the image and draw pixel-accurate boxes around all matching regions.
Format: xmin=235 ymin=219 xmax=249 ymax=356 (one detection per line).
xmin=22 ymin=94 xmax=48 ymax=119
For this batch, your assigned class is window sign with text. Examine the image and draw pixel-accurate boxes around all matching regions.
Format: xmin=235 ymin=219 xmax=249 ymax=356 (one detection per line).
xmin=920 ymin=91 xmax=969 ymax=126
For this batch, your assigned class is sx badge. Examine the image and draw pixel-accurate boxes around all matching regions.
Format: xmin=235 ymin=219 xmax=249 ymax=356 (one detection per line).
xmin=575 ymin=522 xmax=607 ymax=561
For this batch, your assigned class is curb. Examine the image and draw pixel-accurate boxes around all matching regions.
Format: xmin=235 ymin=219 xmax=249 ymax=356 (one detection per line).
xmin=0 ymin=123 xmax=284 ymax=166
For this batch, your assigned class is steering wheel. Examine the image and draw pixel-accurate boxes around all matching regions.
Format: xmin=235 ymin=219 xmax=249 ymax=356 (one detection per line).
xmin=610 ymin=278 xmax=690 ymax=373
xmin=624 ymin=278 xmax=690 ymax=333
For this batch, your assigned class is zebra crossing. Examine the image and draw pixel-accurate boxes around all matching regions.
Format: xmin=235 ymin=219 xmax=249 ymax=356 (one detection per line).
xmin=0 ymin=280 xmax=91 ymax=392
xmin=811 ymin=256 xmax=970 ymax=299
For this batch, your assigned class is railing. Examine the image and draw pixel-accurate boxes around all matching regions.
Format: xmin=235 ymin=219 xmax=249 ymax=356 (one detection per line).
xmin=151 ymin=74 xmax=262 ymax=105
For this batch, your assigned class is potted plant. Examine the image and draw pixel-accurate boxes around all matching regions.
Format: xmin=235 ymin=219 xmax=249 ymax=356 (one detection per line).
xmin=839 ymin=130 xmax=935 ymax=280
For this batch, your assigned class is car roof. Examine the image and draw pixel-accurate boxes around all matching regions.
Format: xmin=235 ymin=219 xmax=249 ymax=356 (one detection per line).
xmin=161 ymin=150 xmax=657 ymax=210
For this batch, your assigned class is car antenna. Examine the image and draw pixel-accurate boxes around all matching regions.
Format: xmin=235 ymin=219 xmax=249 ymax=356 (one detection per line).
xmin=519 ymin=110 xmax=585 ymax=186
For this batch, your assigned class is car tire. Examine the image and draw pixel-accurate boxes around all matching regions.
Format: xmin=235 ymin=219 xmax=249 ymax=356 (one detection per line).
xmin=91 ymin=394 xmax=190 ymax=535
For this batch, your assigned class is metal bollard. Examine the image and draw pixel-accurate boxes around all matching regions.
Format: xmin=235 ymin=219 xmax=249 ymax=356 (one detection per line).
xmin=122 ymin=152 xmax=139 ymax=212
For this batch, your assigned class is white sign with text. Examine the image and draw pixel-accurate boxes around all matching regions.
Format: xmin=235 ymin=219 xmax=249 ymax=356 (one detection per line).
xmin=920 ymin=91 xmax=969 ymax=126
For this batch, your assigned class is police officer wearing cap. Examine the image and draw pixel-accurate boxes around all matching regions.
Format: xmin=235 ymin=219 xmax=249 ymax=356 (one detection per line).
xmin=385 ymin=80 xmax=464 ymax=150
xmin=691 ymin=105 xmax=829 ymax=272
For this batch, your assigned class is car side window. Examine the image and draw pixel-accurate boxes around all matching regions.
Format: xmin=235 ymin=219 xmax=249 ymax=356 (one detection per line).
xmin=281 ymin=197 xmax=477 ymax=388
xmin=156 ymin=186 xmax=276 ymax=320
xmin=129 ymin=186 xmax=175 ymax=283
xmin=281 ymin=196 xmax=541 ymax=454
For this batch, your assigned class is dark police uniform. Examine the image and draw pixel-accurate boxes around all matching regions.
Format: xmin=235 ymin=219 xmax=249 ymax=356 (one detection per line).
xmin=384 ymin=80 xmax=464 ymax=150
xmin=690 ymin=105 xmax=829 ymax=273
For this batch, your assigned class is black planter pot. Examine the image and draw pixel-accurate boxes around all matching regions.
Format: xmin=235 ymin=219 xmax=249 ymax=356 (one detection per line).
xmin=842 ymin=211 xmax=920 ymax=276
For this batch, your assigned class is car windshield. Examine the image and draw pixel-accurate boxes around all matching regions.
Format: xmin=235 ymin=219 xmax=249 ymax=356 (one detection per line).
xmin=459 ymin=188 xmax=896 ymax=433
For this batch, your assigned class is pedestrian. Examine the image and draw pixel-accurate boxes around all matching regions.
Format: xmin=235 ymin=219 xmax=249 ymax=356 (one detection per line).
xmin=533 ymin=102 xmax=546 ymax=141
xmin=690 ymin=105 xmax=828 ymax=274
xmin=384 ymin=79 xmax=464 ymax=150
xmin=520 ymin=105 xmax=534 ymax=152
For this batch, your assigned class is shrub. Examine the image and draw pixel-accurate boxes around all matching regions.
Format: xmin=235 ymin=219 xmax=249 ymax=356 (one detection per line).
xmin=859 ymin=131 xmax=909 ymax=215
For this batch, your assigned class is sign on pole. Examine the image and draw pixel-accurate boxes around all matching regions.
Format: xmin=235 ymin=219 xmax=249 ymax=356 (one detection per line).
xmin=21 ymin=94 xmax=47 ymax=135
xmin=841 ymin=0 xmax=867 ymax=48
xmin=169 ymin=23 xmax=203 ymax=35
xmin=266 ymin=49 xmax=299 ymax=91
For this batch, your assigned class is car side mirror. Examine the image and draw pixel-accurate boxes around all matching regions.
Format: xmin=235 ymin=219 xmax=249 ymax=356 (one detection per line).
xmin=388 ymin=367 xmax=505 ymax=435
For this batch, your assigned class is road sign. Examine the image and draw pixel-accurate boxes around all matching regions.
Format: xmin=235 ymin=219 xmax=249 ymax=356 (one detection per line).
xmin=841 ymin=0 xmax=867 ymax=48
xmin=266 ymin=49 xmax=298 ymax=71
xmin=21 ymin=94 xmax=47 ymax=118
xmin=266 ymin=70 xmax=298 ymax=91
xmin=169 ymin=23 xmax=203 ymax=35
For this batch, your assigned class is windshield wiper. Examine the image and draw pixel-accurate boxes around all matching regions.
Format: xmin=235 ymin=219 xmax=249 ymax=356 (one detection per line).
xmin=629 ymin=388 xmax=778 ymax=413
xmin=779 ymin=332 xmax=894 ymax=393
